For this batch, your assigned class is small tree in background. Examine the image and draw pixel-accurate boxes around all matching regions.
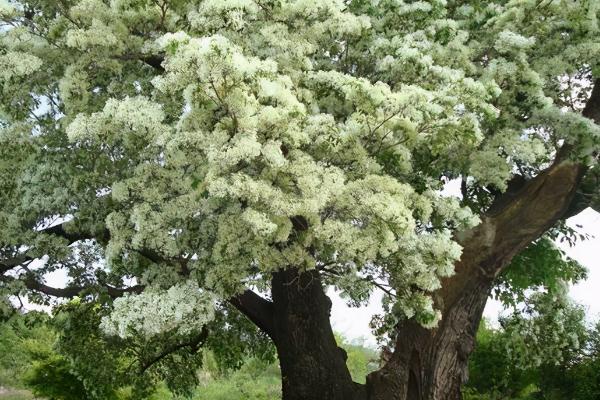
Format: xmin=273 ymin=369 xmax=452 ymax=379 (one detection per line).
xmin=465 ymin=293 xmax=600 ymax=400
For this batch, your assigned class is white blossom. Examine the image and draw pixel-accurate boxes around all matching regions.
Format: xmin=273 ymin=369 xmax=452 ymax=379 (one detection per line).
xmin=0 ymin=51 xmax=42 ymax=81
xmin=101 ymin=280 xmax=216 ymax=338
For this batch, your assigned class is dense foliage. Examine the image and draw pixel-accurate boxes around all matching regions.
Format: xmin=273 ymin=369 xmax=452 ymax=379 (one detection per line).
xmin=465 ymin=314 xmax=600 ymax=400
xmin=1 ymin=0 xmax=598 ymax=325
xmin=2 ymin=305 xmax=598 ymax=400
xmin=0 ymin=311 xmax=377 ymax=400
xmin=0 ymin=312 xmax=54 ymax=389
xmin=0 ymin=0 xmax=599 ymax=397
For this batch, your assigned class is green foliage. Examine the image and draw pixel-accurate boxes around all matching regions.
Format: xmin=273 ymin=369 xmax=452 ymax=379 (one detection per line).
xmin=0 ymin=304 xmax=280 ymax=400
xmin=203 ymin=307 xmax=276 ymax=373
xmin=23 ymin=354 xmax=88 ymax=400
xmin=533 ymin=321 xmax=600 ymax=400
xmin=465 ymin=319 xmax=538 ymax=399
xmin=3 ymin=308 xmax=599 ymax=400
xmin=0 ymin=322 xmax=28 ymax=388
xmin=465 ymin=311 xmax=600 ymax=400
xmin=335 ymin=334 xmax=379 ymax=384
xmin=51 ymin=299 xmax=207 ymax=399
xmin=499 ymin=288 xmax=588 ymax=370
xmin=0 ymin=311 xmax=97 ymax=400
xmin=496 ymin=237 xmax=587 ymax=306
xmin=0 ymin=310 xmax=379 ymax=400
xmin=1 ymin=303 xmax=205 ymax=400
xmin=0 ymin=312 xmax=54 ymax=388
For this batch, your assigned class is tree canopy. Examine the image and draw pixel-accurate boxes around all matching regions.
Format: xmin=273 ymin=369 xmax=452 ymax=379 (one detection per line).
xmin=0 ymin=0 xmax=599 ymax=399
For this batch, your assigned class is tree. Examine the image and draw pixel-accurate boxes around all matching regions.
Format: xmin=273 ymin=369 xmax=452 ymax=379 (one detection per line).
xmin=465 ymin=298 xmax=600 ymax=400
xmin=0 ymin=0 xmax=599 ymax=399
xmin=0 ymin=311 xmax=55 ymax=389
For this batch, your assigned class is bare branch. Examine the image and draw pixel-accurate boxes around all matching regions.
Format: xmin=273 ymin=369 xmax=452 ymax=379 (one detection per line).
xmin=23 ymin=276 xmax=144 ymax=299
xmin=140 ymin=327 xmax=209 ymax=374
xmin=41 ymin=222 xmax=108 ymax=244
xmin=229 ymin=290 xmax=276 ymax=340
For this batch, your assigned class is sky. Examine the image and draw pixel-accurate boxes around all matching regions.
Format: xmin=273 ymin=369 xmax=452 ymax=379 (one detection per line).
xmin=330 ymin=207 xmax=600 ymax=345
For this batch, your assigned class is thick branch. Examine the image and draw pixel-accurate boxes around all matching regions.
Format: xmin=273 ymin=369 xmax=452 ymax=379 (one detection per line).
xmin=453 ymin=79 xmax=599 ymax=284
xmin=0 ymin=223 xmax=107 ymax=274
xmin=23 ymin=274 xmax=276 ymax=340
xmin=583 ymin=79 xmax=600 ymax=123
xmin=118 ymin=53 xmax=165 ymax=72
xmin=439 ymin=156 xmax=585 ymax=310
xmin=0 ymin=255 xmax=29 ymax=274
xmin=563 ymin=167 xmax=600 ymax=219
xmin=562 ymin=79 xmax=600 ymax=218
xmin=1 ymin=219 xmax=164 ymax=274
xmin=225 ymin=217 xmax=310 ymax=340
xmin=7 ymin=223 xmax=278 ymax=339
xmin=23 ymin=276 xmax=144 ymax=298
xmin=141 ymin=55 xmax=165 ymax=71
xmin=41 ymin=222 xmax=109 ymax=244
xmin=229 ymin=289 xmax=276 ymax=340
xmin=140 ymin=327 xmax=208 ymax=374
xmin=39 ymin=222 xmax=167 ymax=264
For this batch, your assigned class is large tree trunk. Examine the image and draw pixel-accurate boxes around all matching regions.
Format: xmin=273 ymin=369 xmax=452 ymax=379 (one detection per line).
xmin=264 ymin=160 xmax=586 ymax=400
xmin=268 ymin=266 xmax=493 ymax=400
xmin=271 ymin=269 xmax=366 ymax=400
xmin=268 ymin=264 xmax=497 ymax=400
xmin=366 ymin=265 xmax=494 ymax=400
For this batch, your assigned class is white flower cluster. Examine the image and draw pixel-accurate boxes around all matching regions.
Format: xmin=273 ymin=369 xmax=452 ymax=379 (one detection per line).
xmin=0 ymin=51 xmax=43 ymax=81
xmin=494 ymin=30 xmax=536 ymax=54
xmin=0 ymin=0 xmax=17 ymax=18
xmin=189 ymin=0 xmax=260 ymax=31
xmin=532 ymin=106 xmax=600 ymax=161
xmin=393 ymin=291 xmax=442 ymax=329
xmin=503 ymin=287 xmax=587 ymax=369
xmin=66 ymin=96 xmax=168 ymax=151
xmin=100 ymin=280 xmax=216 ymax=339
xmin=66 ymin=19 xmax=121 ymax=50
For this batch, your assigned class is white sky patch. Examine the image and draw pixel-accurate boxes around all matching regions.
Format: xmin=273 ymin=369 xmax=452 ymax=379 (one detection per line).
xmin=562 ymin=209 xmax=600 ymax=319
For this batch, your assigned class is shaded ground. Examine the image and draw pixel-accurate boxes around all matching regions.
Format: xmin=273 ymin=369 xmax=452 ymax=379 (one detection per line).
xmin=0 ymin=387 xmax=35 ymax=400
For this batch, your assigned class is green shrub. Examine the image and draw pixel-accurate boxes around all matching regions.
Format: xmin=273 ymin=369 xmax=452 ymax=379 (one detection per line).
xmin=23 ymin=355 xmax=88 ymax=400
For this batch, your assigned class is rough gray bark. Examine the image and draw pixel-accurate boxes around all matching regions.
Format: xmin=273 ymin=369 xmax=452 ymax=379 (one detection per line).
xmin=271 ymin=268 xmax=366 ymax=400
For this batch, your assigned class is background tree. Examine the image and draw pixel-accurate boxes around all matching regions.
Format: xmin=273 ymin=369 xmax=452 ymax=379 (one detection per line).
xmin=0 ymin=311 xmax=54 ymax=389
xmin=465 ymin=296 xmax=600 ymax=400
xmin=0 ymin=1 xmax=599 ymax=399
